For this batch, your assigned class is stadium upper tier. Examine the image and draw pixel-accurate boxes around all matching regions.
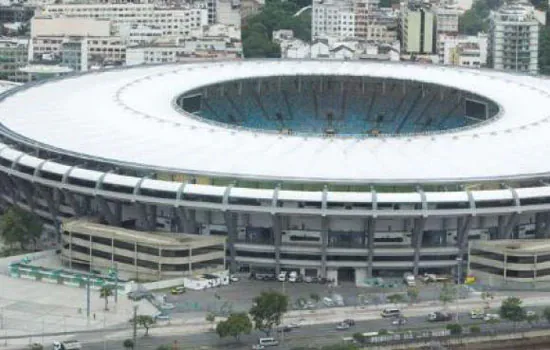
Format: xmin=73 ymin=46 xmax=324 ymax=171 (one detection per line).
xmin=0 ymin=60 xmax=549 ymax=183
xmin=180 ymin=76 xmax=499 ymax=136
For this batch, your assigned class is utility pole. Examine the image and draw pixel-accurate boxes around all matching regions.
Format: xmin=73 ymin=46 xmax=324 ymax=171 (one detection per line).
xmin=132 ymin=304 xmax=138 ymax=350
xmin=86 ymin=275 xmax=91 ymax=322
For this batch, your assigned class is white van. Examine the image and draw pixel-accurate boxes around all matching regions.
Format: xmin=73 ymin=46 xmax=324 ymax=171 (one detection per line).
xmin=277 ymin=271 xmax=287 ymax=282
xmin=288 ymin=271 xmax=298 ymax=282
xmin=259 ymin=337 xmax=279 ymax=347
xmin=381 ymin=308 xmax=401 ymax=317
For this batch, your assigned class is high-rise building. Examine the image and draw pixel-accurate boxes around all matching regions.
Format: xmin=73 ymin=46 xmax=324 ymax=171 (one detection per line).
xmin=311 ymin=0 xmax=356 ymax=40
xmin=488 ymin=1 xmax=538 ymax=74
xmin=435 ymin=5 xmax=459 ymax=36
xmin=401 ymin=0 xmax=435 ymax=54
xmin=0 ymin=37 xmax=28 ymax=82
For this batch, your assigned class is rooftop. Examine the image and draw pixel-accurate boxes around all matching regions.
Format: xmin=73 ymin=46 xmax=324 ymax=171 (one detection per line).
xmin=1 ymin=60 xmax=550 ymax=184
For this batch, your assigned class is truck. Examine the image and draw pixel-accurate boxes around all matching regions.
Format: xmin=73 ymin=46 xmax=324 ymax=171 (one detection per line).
xmin=53 ymin=341 xmax=82 ymax=350
xmin=403 ymin=272 xmax=416 ymax=286
xmin=423 ymin=273 xmax=451 ymax=283
xmin=427 ymin=311 xmax=452 ymax=322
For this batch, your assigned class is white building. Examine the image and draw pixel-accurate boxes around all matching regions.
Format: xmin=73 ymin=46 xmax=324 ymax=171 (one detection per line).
xmin=438 ymin=33 xmax=487 ymax=67
xmin=435 ymin=5 xmax=459 ymax=35
xmin=311 ymin=0 xmax=355 ymax=39
xmin=125 ymin=36 xmax=241 ymax=65
xmin=488 ymin=1 xmax=539 ymax=74
xmin=38 ymin=3 xmax=209 ymax=38
xmin=215 ymin=0 xmax=240 ymax=27
xmin=118 ymin=23 xmax=163 ymax=46
xmin=31 ymin=16 xmax=112 ymax=37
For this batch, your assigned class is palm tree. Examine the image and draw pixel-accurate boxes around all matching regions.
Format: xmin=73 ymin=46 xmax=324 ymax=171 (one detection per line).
xmin=100 ymin=286 xmax=114 ymax=311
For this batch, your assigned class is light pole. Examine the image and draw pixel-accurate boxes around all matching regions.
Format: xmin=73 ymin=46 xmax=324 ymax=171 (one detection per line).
xmin=132 ymin=304 xmax=138 ymax=350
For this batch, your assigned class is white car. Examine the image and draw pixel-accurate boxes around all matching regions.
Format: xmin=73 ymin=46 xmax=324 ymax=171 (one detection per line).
xmin=230 ymin=275 xmax=240 ymax=282
xmin=526 ymin=310 xmax=537 ymax=317
xmin=252 ymin=345 xmax=265 ymax=350
xmin=160 ymin=303 xmax=175 ymax=310
xmin=335 ymin=322 xmax=351 ymax=330
xmin=484 ymin=313 xmax=500 ymax=321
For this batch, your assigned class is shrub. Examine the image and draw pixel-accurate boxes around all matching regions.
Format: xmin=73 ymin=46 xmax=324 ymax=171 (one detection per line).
xmin=378 ymin=329 xmax=389 ymax=335
xmin=352 ymin=332 xmax=365 ymax=344
xmin=470 ymin=325 xmax=481 ymax=334
xmin=446 ymin=323 xmax=463 ymax=335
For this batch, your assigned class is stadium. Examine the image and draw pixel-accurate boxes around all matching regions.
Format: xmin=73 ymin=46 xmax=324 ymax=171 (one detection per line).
xmin=0 ymin=59 xmax=549 ymax=284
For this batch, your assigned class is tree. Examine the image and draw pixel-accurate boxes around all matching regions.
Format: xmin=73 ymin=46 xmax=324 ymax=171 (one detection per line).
xmin=0 ymin=206 xmax=43 ymax=250
xmin=446 ymin=323 xmax=463 ymax=335
xmin=206 ymin=312 xmax=216 ymax=330
xmin=387 ymin=294 xmax=405 ymax=305
xmin=100 ymin=286 xmax=113 ymax=311
xmin=215 ymin=312 xmax=252 ymax=341
xmin=543 ymin=307 xmax=550 ymax=323
xmin=406 ymin=287 xmax=419 ymax=304
xmin=439 ymin=283 xmax=457 ymax=309
xmin=123 ymin=339 xmax=134 ymax=350
xmin=134 ymin=315 xmax=155 ymax=336
xmin=156 ymin=346 xmax=171 ymax=350
xmin=499 ymin=297 xmax=525 ymax=330
xmin=526 ymin=312 xmax=539 ymax=327
xmin=310 ymin=293 xmax=320 ymax=303
xmin=378 ymin=329 xmax=389 ymax=335
xmin=352 ymin=332 xmax=365 ymax=344
xmin=249 ymin=291 xmax=289 ymax=335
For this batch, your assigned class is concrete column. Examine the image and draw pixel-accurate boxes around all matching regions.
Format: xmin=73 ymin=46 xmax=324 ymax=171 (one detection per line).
xmin=367 ymin=217 xmax=375 ymax=278
xmin=158 ymin=247 xmax=162 ymax=279
xmin=189 ymin=247 xmax=193 ymax=274
xmin=149 ymin=205 xmax=157 ymax=231
xmin=497 ymin=215 xmax=506 ymax=239
xmin=223 ymin=211 xmax=238 ymax=272
xmin=134 ymin=242 xmax=138 ymax=279
xmin=503 ymin=252 xmax=507 ymax=283
xmin=111 ymin=237 xmax=115 ymax=266
xmin=114 ymin=202 xmax=122 ymax=225
xmin=89 ymin=234 xmax=93 ymax=272
xmin=69 ymin=231 xmax=73 ymax=269
xmin=534 ymin=254 xmax=537 ymax=284
xmin=412 ymin=217 xmax=426 ymax=276
xmin=320 ymin=217 xmax=329 ymax=278
xmin=272 ymin=215 xmax=282 ymax=274
xmin=535 ymin=213 xmax=545 ymax=239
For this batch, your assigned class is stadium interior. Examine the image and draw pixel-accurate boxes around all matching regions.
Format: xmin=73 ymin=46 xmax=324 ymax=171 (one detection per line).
xmin=178 ymin=76 xmax=500 ymax=136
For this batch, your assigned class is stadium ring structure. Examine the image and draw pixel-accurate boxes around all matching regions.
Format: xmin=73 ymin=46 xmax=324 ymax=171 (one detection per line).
xmin=2 ymin=59 xmax=550 ymax=284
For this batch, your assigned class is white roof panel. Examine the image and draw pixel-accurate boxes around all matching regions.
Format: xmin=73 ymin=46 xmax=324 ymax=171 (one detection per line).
xmin=517 ymin=186 xmax=550 ymax=199
xmin=326 ymin=192 xmax=373 ymax=203
xmin=230 ymin=187 xmax=274 ymax=200
xmin=103 ymin=173 xmax=140 ymax=188
xmin=184 ymin=184 xmax=225 ymax=197
xmin=140 ymin=178 xmax=180 ymax=192
xmin=41 ymin=161 xmax=70 ymax=175
xmin=70 ymin=168 xmax=102 ymax=182
xmin=425 ymin=191 xmax=469 ymax=203
xmin=17 ymin=155 xmax=44 ymax=169
xmin=377 ymin=192 xmax=422 ymax=203
xmin=0 ymin=147 xmax=23 ymax=162
xmin=278 ymin=190 xmax=323 ymax=202
xmin=471 ymin=189 xmax=514 ymax=201
xmin=0 ymin=61 xmax=550 ymax=183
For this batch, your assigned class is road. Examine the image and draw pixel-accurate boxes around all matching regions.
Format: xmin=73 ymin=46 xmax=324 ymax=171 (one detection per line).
xmin=69 ymin=310 xmax=533 ymax=350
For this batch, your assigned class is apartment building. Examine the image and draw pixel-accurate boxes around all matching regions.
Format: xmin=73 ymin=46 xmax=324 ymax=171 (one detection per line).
xmin=125 ymin=35 xmax=241 ymax=65
xmin=435 ymin=5 xmax=459 ymax=35
xmin=31 ymin=36 xmax=125 ymax=66
xmin=401 ymin=0 xmax=436 ymax=54
xmin=354 ymin=0 xmax=380 ymax=38
xmin=38 ymin=3 xmax=208 ymax=37
xmin=0 ymin=37 xmax=27 ymax=82
xmin=312 ymin=0 xmax=356 ymax=39
xmin=438 ymin=33 xmax=487 ymax=67
xmin=240 ymin=0 xmax=263 ymax=19
xmin=215 ymin=0 xmax=240 ymax=27
xmin=488 ymin=1 xmax=538 ymax=74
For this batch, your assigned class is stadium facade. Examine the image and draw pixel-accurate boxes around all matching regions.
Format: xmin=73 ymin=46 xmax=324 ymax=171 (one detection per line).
xmin=0 ymin=60 xmax=549 ymax=284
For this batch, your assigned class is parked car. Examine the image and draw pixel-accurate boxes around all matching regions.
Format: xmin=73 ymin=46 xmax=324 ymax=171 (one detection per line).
xmin=526 ymin=310 xmax=537 ymax=317
xmin=153 ymin=312 xmax=171 ymax=321
xmin=258 ymin=338 xmax=279 ymax=347
xmin=160 ymin=303 xmax=175 ymax=310
xmin=427 ymin=311 xmax=452 ymax=322
xmin=277 ymin=326 xmax=292 ymax=333
xmin=304 ymin=276 xmax=313 ymax=283
xmin=484 ymin=313 xmax=500 ymax=322
xmin=127 ymin=290 xmax=150 ymax=301
xmin=251 ymin=345 xmax=265 ymax=350
xmin=470 ymin=309 xmax=484 ymax=319
xmin=171 ymin=286 xmax=186 ymax=295
xmin=343 ymin=319 xmax=355 ymax=326
xmin=391 ymin=318 xmax=407 ymax=326
xmin=230 ymin=275 xmax=240 ymax=282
